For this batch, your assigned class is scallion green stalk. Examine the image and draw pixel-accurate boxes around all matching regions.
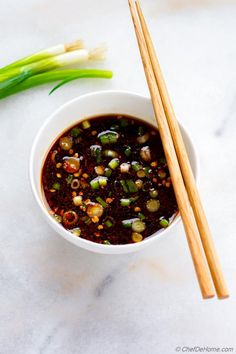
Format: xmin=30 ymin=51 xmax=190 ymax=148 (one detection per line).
xmin=0 ymin=69 xmax=113 ymax=99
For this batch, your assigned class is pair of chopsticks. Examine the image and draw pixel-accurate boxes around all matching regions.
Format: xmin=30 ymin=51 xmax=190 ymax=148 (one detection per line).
xmin=128 ymin=0 xmax=229 ymax=299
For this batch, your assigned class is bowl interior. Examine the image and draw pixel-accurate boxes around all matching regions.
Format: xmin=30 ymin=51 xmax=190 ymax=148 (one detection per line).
xmin=30 ymin=91 xmax=197 ymax=254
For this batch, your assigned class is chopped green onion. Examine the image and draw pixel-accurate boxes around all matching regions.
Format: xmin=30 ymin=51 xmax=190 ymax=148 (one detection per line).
xmin=52 ymin=214 xmax=62 ymax=223
xmin=149 ymin=189 xmax=158 ymax=198
xmin=70 ymin=227 xmax=81 ymax=236
xmin=108 ymin=158 xmax=120 ymax=170
xmin=124 ymin=145 xmax=132 ymax=157
xmin=99 ymin=176 xmax=108 ymax=186
xmin=52 ymin=182 xmax=60 ymax=190
xmin=132 ymin=232 xmax=143 ymax=243
xmin=132 ymin=219 xmax=146 ymax=233
xmin=120 ymin=179 xmax=138 ymax=193
xmin=84 ymin=216 xmax=91 ymax=225
xmin=103 ymin=240 xmax=111 ymax=245
xmin=131 ymin=161 xmax=142 ymax=172
xmin=103 ymin=149 xmax=118 ymax=158
xmin=120 ymin=180 xmax=128 ymax=193
xmin=90 ymin=178 xmax=100 ymax=189
xmin=81 ymin=120 xmax=91 ymax=129
xmin=138 ymin=212 xmax=145 ymax=220
xmin=70 ymin=127 xmax=82 ymax=137
xmin=144 ymin=167 xmax=151 ymax=177
xmin=90 ymin=145 xmax=102 ymax=163
xmin=121 ymin=218 xmax=138 ymax=228
xmin=120 ymin=198 xmax=131 ymax=207
xmin=98 ymin=130 xmax=119 ymax=144
xmin=96 ymin=148 xmax=102 ymax=163
xmin=146 ymin=199 xmax=160 ymax=212
xmin=96 ymin=197 xmax=108 ymax=208
xmin=66 ymin=174 xmax=73 ymax=185
xmin=104 ymin=167 xmax=112 ymax=177
xmin=126 ymin=180 xmax=138 ymax=193
xmin=104 ymin=217 xmax=115 ymax=228
xmin=120 ymin=196 xmax=139 ymax=206
xmin=159 ymin=218 xmax=169 ymax=228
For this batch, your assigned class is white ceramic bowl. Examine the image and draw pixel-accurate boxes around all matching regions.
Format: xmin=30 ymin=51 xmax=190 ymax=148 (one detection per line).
xmin=30 ymin=91 xmax=198 ymax=254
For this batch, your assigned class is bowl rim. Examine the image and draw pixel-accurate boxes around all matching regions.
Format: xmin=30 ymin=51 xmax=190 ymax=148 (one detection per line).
xmin=29 ymin=90 xmax=199 ymax=253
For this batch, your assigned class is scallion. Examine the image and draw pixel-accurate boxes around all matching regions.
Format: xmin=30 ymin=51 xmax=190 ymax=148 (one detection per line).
xmin=52 ymin=182 xmax=60 ymax=190
xmin=103 ymin=240 xmax=111 ymax=245
xmin=0 ymin=40 xmax=85 ymax=74
xmin=82 ymin=120 xmax=91 ymax=129
xmin=120 ymin=196 xmax=139 ymax=206
xmin=66 ymin=174 xmax=73 ymax=185
xmin=90 ymin=177 xmax=108 ymax=190
xmin=108 ymin=158 xmax=120 ymax=170
xmin=104 ymin=167 xmax=112 ymax=177
xmin=0 ymin=43 xmax=107 ymax=85
xmin=131 ymin=161 xmax=142 ymax=172
xmin=120 ymin=198 xmax=131 ymax=207
xmin=103 ymin=149 xmax=118 ymax=158
xmin=98 ymin=130 xmax=119 ymax=145
xmin=120 ymin=180 xmax=128 ymax=193
xmin=159 ymin=218 xmax=169 ymax=228
xmin=120 ymin=179 xmax=138 ymax=193
xmin=121 ymin=218 xmax=139 ymax=228
xmin=0 ymin=69 xmax=113 ymax=99
xmin=70 ymin=127 xmax=82 ymax=137
xmin=126 ymin=180 xmax=138 ymax=193
xmin=96 ymin=197 xmax=108 ymax=208
xmin=124 ymin=145 xmax=132 ymax=157
xmin=90 ymin=145 xmax=102 ymax=163
xmin=132 ymin=219 xmax=146 ymax=233
xmin=146 ymin=199 xmax=160 ymax=212
xmin=138 ymin=212 xmax=145 ymax=220
xmin=104 ymin=217 xmax=115 ymax=228
xmin=90 ymin=178 xmax=100 ymax=190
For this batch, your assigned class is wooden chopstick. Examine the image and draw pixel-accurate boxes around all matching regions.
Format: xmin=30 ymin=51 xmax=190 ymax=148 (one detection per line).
xmin=135 ymin=1 xmax=229 ymax=299
xmin=128 ymin=0 xmax=215 ymax=299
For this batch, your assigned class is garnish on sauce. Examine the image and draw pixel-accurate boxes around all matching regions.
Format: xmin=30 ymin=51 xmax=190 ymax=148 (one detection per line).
xmin=42 ymin=115 xmax=178 ymax=244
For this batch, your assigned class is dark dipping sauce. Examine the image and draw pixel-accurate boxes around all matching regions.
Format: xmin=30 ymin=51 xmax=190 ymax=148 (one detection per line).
xmin=42 ymin=115 xmax=178 ymax=245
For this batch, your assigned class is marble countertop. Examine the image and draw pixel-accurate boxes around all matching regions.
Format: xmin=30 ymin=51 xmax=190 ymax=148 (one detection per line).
xmin=0 ymin=0 xmax=236 ymax=353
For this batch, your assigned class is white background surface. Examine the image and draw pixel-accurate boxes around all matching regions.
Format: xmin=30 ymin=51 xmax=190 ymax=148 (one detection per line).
xmin=0 ymin=0 xmax=236 ymax=353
